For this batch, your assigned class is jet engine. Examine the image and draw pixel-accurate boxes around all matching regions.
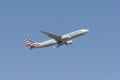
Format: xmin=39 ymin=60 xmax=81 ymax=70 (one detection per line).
xmin=65 ymin=40 xmax=73 ymax=45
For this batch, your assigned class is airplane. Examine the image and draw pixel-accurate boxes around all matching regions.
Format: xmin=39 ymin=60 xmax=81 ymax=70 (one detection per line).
xmin=24 ymin=29 xmax=89 ymax=49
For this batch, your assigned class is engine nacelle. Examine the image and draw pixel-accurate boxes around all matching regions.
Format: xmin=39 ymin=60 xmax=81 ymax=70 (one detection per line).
xmin=65 ymin=40 xmax=73 ymax=45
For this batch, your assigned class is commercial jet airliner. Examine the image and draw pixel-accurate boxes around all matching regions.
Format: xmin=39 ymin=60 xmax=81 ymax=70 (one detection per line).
xmin=24 ymin=29 xmax=89 ymax=49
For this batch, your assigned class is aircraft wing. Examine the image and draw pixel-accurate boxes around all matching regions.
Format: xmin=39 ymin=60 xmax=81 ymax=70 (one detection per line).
xmin=40 ymin=30 xmax=61 ymax=42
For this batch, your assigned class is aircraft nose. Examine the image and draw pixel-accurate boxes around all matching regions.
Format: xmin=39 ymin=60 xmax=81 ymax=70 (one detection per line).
xmin=82 ymin=29 xmax=89 ymax=33
xmin=85 ymin=29 xmax=89 ymax=32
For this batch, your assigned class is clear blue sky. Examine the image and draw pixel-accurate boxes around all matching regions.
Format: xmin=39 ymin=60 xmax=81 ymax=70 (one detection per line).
xmin=0 ymin=0 xmax=120 ymax=80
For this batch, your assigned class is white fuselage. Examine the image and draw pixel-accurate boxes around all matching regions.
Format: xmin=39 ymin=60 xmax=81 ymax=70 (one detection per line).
xmin=36 ymin=29 xmax=89 ymax=48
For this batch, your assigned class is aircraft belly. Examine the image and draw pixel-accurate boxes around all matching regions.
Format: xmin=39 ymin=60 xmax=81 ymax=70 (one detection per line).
xmin=38 ymin=40 xmax=57 ymax=48
xmin=71 ymin=33 xmax=85 ymax=39
xmin=43 ymin=42 xmax=56 ymax=47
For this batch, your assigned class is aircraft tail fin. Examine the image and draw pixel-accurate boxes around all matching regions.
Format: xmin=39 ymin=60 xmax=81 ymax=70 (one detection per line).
xmin=24 ymin=38 xmax=40 ymax=49
xmin=24 ymin=38 xmax=34 ymax=46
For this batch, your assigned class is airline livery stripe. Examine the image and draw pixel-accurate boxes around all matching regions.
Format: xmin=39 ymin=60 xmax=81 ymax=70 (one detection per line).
xmin=25 ymin=38 xmax=40 ymax=47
